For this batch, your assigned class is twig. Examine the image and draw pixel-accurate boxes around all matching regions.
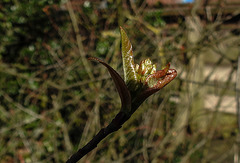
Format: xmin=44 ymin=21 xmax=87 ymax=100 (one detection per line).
xmin=66 ymin=111 xmax=130 ymax=163
xmin=66 ymin=1 xmax=94 ymax=81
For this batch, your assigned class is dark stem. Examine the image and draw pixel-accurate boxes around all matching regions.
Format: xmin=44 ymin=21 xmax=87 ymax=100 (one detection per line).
xmin=66 ymin=111 xmax=130 ymax=163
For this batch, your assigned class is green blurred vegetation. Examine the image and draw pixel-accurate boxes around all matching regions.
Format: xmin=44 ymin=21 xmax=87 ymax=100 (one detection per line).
xmin=0 ymin=0 xmax=239 ymax=162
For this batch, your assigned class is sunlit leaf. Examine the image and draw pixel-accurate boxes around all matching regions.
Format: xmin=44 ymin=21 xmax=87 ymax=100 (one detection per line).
xmin=120 ymin=26 xmax=137 ymax=86
xmin=132 ymin=67 xmax=177 ymax=113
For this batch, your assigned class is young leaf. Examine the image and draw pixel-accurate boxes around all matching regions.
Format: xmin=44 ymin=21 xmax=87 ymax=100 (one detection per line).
xmin=88 ymin=57 xmax=131 ymax=112
xmin=120 ymin=26 xmax=137 ymax=86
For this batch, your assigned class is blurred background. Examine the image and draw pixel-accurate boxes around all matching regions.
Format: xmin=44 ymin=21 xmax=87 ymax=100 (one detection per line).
xmin=0 ymin=0 xmax=240 ymax=162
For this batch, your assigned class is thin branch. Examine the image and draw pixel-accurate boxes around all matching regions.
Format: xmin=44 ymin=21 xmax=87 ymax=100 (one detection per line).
xmin=66 ymin=111 xmax=130 ymax=163
xmin=66 ymin=1 xmax=95 ymax=81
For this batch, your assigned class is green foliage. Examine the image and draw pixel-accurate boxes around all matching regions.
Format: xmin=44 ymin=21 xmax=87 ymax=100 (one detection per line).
xmin=96 ymin=40 xmax=110 ymax=56
xmin=0 ymin=0 xmax=61 ymax=64
xmin=144 ymin=10 xmax=166 ymax=27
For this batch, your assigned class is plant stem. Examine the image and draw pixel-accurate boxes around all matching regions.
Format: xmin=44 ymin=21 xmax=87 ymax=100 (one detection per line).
xmin=66 ymin=111 xmax=130 ymax=163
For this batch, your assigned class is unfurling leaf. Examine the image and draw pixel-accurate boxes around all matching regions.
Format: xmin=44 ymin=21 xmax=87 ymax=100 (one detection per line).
xmin=120 ymin=26 xmax=137 ymax=88
xmin=89 ymin=26 xmax=177 ymax=114
xmin=88 ymin=57 xmax=131 ymax=112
